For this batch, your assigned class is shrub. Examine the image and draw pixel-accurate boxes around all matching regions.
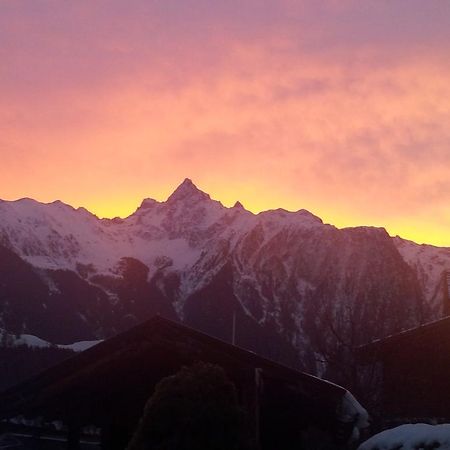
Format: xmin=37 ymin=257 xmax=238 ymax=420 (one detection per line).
xmin=127 ymin=362 xmax=243 ymax=450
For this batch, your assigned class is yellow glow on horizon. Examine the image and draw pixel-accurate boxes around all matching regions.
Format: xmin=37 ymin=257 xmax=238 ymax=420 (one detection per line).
xmin=2 ymin=45 xmax=449 ymax=248
xmin=76 ymin=188 xmax=450 ymax=248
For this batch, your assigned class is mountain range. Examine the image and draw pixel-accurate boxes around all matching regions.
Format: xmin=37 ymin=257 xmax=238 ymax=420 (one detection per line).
xmin=1 ymin=178 xmax=449 ymax=380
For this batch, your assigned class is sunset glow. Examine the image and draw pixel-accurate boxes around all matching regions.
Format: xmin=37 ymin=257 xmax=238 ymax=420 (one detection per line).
xmin=1 ymin=1 xmax=449 ymax=246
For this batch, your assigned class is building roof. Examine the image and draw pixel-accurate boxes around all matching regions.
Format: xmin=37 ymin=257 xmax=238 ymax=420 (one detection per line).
xmin=0 ymin=315 xmax=351 ymax=424
xmin=357 ymin=315 xmax=450 ymax=362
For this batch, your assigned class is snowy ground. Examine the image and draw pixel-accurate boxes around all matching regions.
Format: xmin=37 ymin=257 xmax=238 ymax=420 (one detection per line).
xmin=0 ymin=330 xmax=101 ymax=352
xmin=0 ymin=433 xmax=99 ymax=449
xmin=358 ymin=424 xmax=450 ymax=450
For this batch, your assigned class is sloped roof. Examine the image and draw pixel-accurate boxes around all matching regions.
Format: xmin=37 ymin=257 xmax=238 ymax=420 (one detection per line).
xmin=357 ymin=315 xmax=450 ymax=361
xmin=0 ymin=315 xmax=347 ymax=423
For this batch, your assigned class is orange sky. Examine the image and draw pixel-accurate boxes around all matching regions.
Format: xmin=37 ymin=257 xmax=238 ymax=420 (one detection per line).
xmin=1 ymin=1 xmax=449 ymax=246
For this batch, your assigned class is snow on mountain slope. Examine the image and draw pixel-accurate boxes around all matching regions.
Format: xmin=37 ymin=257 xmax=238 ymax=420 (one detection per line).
xmin=394 ymin=237 xmax=450 ymax=314
xmin=0 ymin=197 xmax=116 ymax=272
xmin=0 ymin=182 xmax=209 ymax=274
xmin=0 ymin=179 xmax=448 ymax=379
xmin=0 ymin=179 xmax=326 ymax=299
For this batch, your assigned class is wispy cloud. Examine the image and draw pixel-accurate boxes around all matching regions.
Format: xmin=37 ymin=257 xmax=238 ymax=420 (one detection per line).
xmin=0 ymin=1 xmax=449 ymax=245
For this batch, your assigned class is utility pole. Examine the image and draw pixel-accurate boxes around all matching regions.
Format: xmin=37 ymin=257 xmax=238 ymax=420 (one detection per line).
xmin=232 ymin=310 xmax=236 ymax=346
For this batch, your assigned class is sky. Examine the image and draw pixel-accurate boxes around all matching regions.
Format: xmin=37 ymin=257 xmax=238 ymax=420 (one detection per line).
xmin=1 ymin=1 xmax=449 ymax=246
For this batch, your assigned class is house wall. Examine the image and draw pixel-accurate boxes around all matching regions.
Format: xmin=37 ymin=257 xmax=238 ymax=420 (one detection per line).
xmin=381 ymin=327 xmax=450 ymax=421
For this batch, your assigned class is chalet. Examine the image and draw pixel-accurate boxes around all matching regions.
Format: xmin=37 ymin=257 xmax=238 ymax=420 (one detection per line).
xmin=0 ymin=316 xmax=367 ymax=449
xmin=358 ymin=314 xmax=450 ymax=423
xmin=358 ymin=270 xmax=450 ymax=424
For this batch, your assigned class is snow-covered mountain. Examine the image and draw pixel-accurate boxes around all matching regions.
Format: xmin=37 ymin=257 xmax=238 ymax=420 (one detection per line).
xmin=0 ymin=179 xmax=449 ymax=375
xmin=393 ymin=237 xmax=450 ymax=312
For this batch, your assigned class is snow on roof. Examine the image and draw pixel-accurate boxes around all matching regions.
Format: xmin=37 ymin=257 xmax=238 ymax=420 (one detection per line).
xmin=358 ymin=424 xmax=450 ymax=450
xmin=340 ymin=390 xmax=370 ymax=428
xmin=333 ymin=389 xmax=370 ymax=442
xmin=309 ymin=374 xmax=369 ymax=438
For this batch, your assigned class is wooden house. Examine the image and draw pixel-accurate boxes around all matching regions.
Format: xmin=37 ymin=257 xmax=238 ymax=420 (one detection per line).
xmin=0 ymin=316 xmax=367 ymax=449
xmin=358 ymin=315 xmax=450 ymax=423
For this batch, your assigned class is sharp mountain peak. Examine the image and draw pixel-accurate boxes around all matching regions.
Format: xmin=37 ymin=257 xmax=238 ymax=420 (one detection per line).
xmin=166 ymin=178 xmax=211 ymax=204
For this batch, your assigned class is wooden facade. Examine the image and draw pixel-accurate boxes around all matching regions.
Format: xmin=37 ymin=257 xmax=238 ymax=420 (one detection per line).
xmin=0 ymin=316 xmax=360 ymax=449
xmin=358 ymin=316 xmax=450 ymax=422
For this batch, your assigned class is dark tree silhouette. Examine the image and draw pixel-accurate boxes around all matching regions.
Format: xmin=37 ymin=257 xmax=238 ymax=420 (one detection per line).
xmin=127 ymin=362 xmax=243 ymax=450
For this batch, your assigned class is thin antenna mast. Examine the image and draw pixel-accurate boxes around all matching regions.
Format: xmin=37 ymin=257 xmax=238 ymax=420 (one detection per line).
xmin=232 ymin=310 xmax=236 ymax=345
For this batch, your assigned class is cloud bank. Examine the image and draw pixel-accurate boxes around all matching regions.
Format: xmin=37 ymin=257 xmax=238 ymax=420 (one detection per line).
xmin=1 ymin=0 xmax=449 ymax=245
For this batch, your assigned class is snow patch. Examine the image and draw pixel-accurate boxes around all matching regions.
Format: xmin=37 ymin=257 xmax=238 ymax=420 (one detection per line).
xmin=338 ymin=390 xmax=370 ymax=441
xmin=13 ymin=334 xmax=50 ymax=349
xmin=59 ymin=340 xmax=101 ymax=352
xmin=0 ymin=330 xmax=101 ymax=352
xmin=358 ymin=424 xmax=450 ymax=450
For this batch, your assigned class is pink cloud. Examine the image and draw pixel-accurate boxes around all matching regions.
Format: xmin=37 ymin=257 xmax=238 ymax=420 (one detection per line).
xmin=0 ymin=1 xmax=449 ymax=245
